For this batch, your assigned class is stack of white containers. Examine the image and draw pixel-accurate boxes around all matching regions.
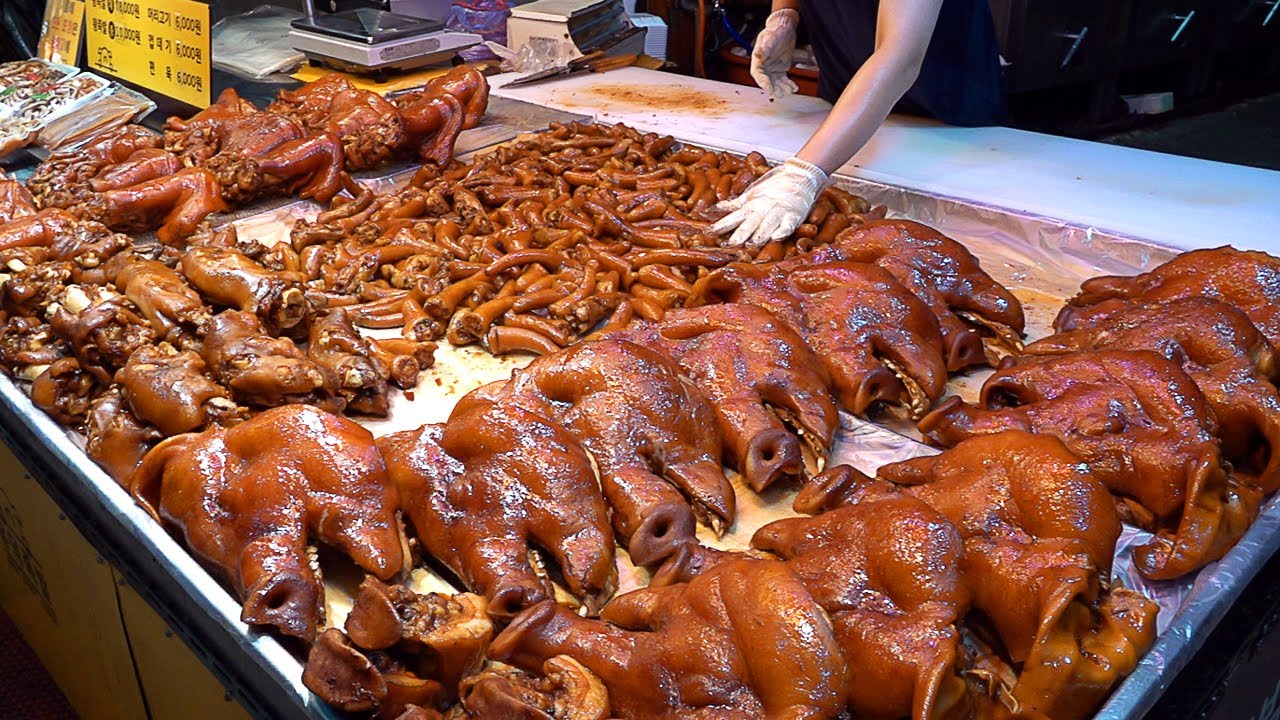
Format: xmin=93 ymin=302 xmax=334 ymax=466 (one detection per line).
xmin=627 ymin=12 xmax=668 ymax=60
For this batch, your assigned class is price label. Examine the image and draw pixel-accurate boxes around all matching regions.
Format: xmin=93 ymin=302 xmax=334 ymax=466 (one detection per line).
xmin=85 ymin=0 xmax=209 ymax=108
xmin=37 ymin=0 xmax=85 ymax=66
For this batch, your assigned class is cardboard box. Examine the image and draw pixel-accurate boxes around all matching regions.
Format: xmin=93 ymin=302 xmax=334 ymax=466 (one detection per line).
xmin=0 ymin=441 xmax=249 ymax=720
xmin=118 ymin=582 xmax=252 ymax=720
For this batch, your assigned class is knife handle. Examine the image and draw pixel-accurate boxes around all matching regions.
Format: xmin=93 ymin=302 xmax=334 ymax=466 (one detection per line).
xmin=569 ymin=51 xmax=608 ymax=68
xmin=589 ymin=53 xmax=639 ymax=73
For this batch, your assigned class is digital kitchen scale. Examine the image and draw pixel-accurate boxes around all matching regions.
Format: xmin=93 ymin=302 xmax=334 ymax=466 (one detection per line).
xmin=289 ymin=4 xmax=482 ymax=75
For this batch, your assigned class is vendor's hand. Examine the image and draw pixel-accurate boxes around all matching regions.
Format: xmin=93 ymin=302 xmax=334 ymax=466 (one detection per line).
xmin=710 ymin=157 xmax=827 ymax=247
xmin=751 ymin=9 xmax=800 ymax=100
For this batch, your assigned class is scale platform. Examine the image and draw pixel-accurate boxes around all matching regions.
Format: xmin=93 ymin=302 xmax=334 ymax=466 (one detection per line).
xmin=290 ymin=9 xmax=481 ymax=75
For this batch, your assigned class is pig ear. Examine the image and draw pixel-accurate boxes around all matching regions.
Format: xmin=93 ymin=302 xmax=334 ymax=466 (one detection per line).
xmin=1077 ymin=274 xmax=1136 ymax=302
xmin=128 ymin=433 xmax=194 ymax=521
xmin=791 ymin=463 xmax=879 ymax=515
xmin=913 ymin=638 xmax=969 ymax=720
xmin=601 ymin=582 xmax=687 ymax=631
xmin=344 ymin=577 xmax=402 ymax=651
xmin=302 ymin=628 xmax=388 ymax=713
xmin=1022 ymin=335 xmax=1080 ymax=357
xmin=877 ymin=455 xmax=939 ymax=488
xmin=686 ymin=268 xmax=742 ymax=308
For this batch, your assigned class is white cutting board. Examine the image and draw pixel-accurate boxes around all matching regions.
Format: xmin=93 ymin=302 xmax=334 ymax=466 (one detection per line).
xmin=493 ymin=68 xmax=1280 ymax=255
xmin=492 ymin=67 xmax=833 ymax=159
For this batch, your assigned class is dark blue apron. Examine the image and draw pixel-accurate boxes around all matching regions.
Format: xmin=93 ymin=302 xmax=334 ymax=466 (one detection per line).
xmin=798 ymin=0 xmax=1007 ymax=127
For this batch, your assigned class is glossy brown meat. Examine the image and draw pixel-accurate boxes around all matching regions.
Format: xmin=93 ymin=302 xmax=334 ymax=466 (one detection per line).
xmin=0 ymin=209 xmax=129 ymax=270
xmin=181 ymin=245 xmax=310 ymax=335
xmin=48 ymin=289 xmax=156 ymax=383
xmin=368 ymin=336 xmax=436 ymax=390
xmin=458 ymin=656 xmax=610 ymax=720
xmin=88 ymin=148 xmax=184 ymax=193
xmin=70 ymin=167 xmax=228 ymax=245
xmin=85 ymin=386 xmax=161 ymax=486
xmin=480 ymin=338 xmax=733 ymax=566
xmin=0 ymin=209 xmax=77 ymax=253
xmin=165 ymin=88 xmax=345 ymax=206
xmin=872 ymin=432 xmax=1154 ymax=720
xmin=692 ymin=260 xmax=947 ymax=418
xmin=618 ymin=303 xmax=838 ymax=492
xmin=252 ymin=131 xmax=347 ymax=204
xmin=752 ymin=496 xmax=972 ymax=720
xmin=1058 ymin=247 xmax=1280 ymax=353
xmin=163 ymin=87 xmax=274 ymax=162
xmin=490 ymin=556 xmax=851 ymax=719
xmin=304 ymin=580 xmax=492 ymax=715
xmin=411 ymin=66 xmax=490 ymax=129
xmin=1028 ymin=297 xmax=1280 ymax=493
xmin=0 ymin=316 xmax=67 ymax=378
xmin=111 ymin=256 xmax=210 ymax=343
xmin=267 ymin=73 xmax=406 ymax=171
xmin=305 ymin=628 xmax=421 ymax=714
xmin=919 ymin=350 xmax=1259 ymax=579
xmin=62 ymin=123 xmax=162 ymax=166
xmin=345 ymin=579 xmax=492 ymax=693
xmin=117 ymin=343 xmax=242 ymax=435
xmin=394 ymin=67 xmax=489 ymax=166
xmin=0 ymin=170 xmax=38 ymax=223
xmin=400 ymin=93 xmax=466 ymax=168
xmin=199 ymin=310 xmax=339 ymax=411
xmin=30 ymin=356 xmax=98 ymax=425
xmin=308 ymin=308 xmax=392 ymax=416
xmin=823 ymin=219 xmax=1025 ymax=369
xmin=130 ymin=405 xmax=407 ymax=641
xmin=378 ymin=401 xmax=617 ymax=621
xmin=0 ymin=261 xmax=75 ymax=323
xmin=27 ymin=124 xmax=161 ymax=208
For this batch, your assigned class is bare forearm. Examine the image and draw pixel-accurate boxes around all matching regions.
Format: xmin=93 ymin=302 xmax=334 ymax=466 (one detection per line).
xmin=795 ymin=50 xmax=921 ymax=173
xmin=794 ymin=0 xmax=943 ymax=174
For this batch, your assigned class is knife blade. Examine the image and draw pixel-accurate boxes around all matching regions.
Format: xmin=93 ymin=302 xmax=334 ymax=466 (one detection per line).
xmin=504 ymin=53 xmax=637 ymax=89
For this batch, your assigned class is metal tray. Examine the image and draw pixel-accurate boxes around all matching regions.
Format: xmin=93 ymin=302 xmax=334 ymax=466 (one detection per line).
xmin=1 ymin=131 xmax=1274 ymax=720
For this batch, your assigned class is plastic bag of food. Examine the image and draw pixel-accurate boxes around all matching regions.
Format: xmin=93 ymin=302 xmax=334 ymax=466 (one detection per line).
xmin=211 ymin=5 xmax=306 ymax=79
xmin=446 ymin=0 xmax=510 ymax=61
xmin=486 ymin=37 xmax=579 ymax=73
xmin=34 ymin=86 xmax=156 ymax=151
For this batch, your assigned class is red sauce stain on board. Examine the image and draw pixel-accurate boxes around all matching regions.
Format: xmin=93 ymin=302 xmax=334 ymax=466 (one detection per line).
xmin=552 ymin=84 xmax=732 ymax=117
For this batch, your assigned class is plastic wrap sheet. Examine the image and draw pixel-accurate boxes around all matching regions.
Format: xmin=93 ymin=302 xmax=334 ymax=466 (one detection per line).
xmin=0 ymin=130 xmax=1269 ymax=720
xmin=34 ymin=85 xmax=156 ymax=151
xmin=211 ymin=6 xmax=307 ymax=80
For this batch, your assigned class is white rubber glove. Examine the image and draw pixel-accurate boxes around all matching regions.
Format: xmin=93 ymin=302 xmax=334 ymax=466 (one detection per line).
xmin=751 ymin=9 xmax=800 ymax=100
xmin=710 ymin=157 xmax=828 ymax=247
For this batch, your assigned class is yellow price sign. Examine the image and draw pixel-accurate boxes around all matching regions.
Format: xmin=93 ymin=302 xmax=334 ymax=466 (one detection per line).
xmin=86 ymin=0 xmax=209 ymax=108
xmin=38 ymin=0 xmax=86 ymax=66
